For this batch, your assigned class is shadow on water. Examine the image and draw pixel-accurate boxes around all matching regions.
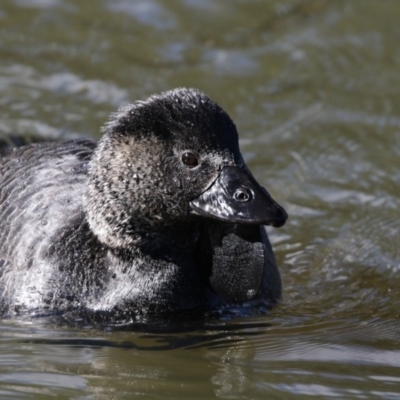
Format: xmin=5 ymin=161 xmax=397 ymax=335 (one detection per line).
xmin=14 ymin=324 xmax=270 ymax=351
xmin=5 ymin=311 xmax=274 ymax=351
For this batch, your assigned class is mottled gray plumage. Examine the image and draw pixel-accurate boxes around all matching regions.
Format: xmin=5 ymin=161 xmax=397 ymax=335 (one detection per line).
xmin=0 ymin=88 xmax=286 ymax=325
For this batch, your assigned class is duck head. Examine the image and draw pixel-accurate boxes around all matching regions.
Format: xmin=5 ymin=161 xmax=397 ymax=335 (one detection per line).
xmin=84 ymin=88 xmax=287 ymax=249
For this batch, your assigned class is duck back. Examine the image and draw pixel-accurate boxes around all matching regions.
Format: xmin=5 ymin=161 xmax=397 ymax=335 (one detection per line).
xmin=0 ymin=140 xmax=96 ymax=314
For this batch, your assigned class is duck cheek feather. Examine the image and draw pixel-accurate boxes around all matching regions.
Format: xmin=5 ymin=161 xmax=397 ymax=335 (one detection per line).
xmin=189 ymin=165 xmax=288 ymax=227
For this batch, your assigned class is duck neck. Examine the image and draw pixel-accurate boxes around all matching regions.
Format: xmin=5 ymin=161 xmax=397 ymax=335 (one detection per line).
xmin=124 ymin=220 xmax=201 ymax=262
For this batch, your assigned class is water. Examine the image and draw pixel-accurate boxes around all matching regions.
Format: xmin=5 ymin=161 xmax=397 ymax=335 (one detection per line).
xmin=1 ymin=0 xmax=400 ymax=398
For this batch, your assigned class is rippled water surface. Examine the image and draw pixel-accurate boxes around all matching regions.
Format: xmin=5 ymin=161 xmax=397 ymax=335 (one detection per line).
xmin=1 ymin=0 xmax=400 ymax=398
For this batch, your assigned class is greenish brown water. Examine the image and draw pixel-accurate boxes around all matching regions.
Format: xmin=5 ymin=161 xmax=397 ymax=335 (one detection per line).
xmin=1 ymin=0 xmax=400 ymax=398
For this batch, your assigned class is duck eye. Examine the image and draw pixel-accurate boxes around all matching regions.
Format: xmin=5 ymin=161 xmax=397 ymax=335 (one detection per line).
xmin=182 ymin=152 xmax=198 ymax=167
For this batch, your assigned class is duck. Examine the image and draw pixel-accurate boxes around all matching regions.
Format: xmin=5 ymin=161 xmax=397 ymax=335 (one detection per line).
xmin=0 ymin=88 xmax=287 ymax=325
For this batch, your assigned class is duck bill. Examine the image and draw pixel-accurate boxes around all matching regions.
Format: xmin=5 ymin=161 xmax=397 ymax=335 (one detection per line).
xmin=189 ymin=166 xmax=288 ymax=227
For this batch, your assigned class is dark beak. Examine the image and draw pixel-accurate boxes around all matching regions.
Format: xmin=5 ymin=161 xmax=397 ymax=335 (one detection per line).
xmin=189 ymin=166 xmax=288 ymax=227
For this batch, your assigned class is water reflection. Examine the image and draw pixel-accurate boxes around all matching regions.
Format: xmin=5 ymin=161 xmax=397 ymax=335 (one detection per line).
xmin=2 ymin=318 xmax=400 ymax=398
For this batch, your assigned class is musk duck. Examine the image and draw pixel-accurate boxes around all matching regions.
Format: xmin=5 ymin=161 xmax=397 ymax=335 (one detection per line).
xmin=0 ymin=88 xmax=287 ymax=324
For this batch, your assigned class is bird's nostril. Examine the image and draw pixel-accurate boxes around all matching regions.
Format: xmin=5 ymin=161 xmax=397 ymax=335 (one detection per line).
xmin=233 ymin=188 xmax=252 ymax=203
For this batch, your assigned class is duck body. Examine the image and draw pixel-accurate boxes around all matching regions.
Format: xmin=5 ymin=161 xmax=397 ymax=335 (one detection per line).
xmin=0 ymin=88 xmax=287 ymax=324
